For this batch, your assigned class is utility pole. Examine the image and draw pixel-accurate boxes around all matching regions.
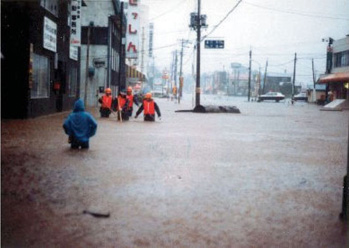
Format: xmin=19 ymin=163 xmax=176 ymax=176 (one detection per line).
xmin=174 ymin=50 xmax=178 ymax=100
xmin=140 ymin=27 xmax=145 ymax=85
xmin=312 ymin=58 xmax=316 ymax=87
xmin=248 ymin=49 xmax=252 ymax=102
xmin=256 ymin=66 xmax=261 ymax=98
xmin=292 ymin=53 xmax=297 ymax=97
xmin=179 ymin=39 xmax=184 ymax=103
xmin=84 ymin=22 xmax=92 ymax=106
xmin=196 ymin=0 xmax=201 ymax=106
xmin=263 ymin=60 xmax=268 ymax=94
xmin=118 ymin=2 xmax=125 ymax=91
xmin=171 ymin=50 xmax=176 ymax=92
xmin=312 ymin=58 xmax=316 ymax=103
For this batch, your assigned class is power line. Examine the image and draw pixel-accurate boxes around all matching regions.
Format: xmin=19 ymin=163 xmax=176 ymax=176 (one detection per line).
xmin=149 ymin=0 xmax=187 ymax=21
xmin=201 ymin=0 xmax=243 ymax=41
xmin=244 ymin=1 xmax=349 ymax=21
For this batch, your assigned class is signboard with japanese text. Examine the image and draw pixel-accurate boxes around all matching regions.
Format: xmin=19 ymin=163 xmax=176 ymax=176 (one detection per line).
xmin=43 ymin=16 xmax=57 ymax=52
xmin=126 ymin=0 xmax=140 ymax=59
xmin=204 ymin=40 xmax=224 ymax=49
xmin=69 ymin=45 xmax=78 ymax=61
xmin=70 ymin=0 xmax=82 ymax=46
xmin=149 ymin=23 xmax=154 ymax=57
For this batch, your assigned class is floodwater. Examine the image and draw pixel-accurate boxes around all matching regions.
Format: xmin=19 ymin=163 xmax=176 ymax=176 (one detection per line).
xmin=2 ymin=95 xmax=348 ymax=247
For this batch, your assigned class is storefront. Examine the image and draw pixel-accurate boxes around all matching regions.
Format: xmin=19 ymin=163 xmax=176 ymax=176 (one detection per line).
xmin=2 ymin=1 xmax=80 ymax=118
xmin=318 ymin=72 xmax=349 ymax=100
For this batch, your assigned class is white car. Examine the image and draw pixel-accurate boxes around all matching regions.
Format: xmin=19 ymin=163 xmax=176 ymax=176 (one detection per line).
xmin=258 ymin=92 xmax=285 ymax=102
xmin=293 ymin=92 xmax=308 ymax=102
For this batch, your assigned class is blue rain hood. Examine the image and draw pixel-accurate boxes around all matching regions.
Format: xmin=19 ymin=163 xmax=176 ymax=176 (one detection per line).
xmin=73 ymin=99 xmax=85 ymax=112
xmin=63 ymin=99 xmax=97 ymax=143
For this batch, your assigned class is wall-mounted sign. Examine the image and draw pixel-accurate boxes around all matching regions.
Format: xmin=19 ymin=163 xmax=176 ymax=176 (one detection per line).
xmin=126 ymin=0 xmax=140 ymax=59
xmin=43 ymin=16 xmax=57 ymax=52
xmin=70 ymin=45 xmax=78 ymax=61
xmin=70 ymin=0 xmax=82 ymax=46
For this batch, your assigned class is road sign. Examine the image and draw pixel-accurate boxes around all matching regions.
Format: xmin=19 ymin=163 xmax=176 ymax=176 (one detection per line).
xmin=204 ymin=40 xmax=224 ymax=49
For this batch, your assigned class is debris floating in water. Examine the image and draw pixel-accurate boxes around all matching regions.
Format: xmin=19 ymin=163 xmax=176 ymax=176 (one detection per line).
xmin=83 ymin=210 xmax=110 ymax=218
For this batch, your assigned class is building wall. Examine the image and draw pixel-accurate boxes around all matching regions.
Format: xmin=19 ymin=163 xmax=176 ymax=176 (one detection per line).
xmin=82 ymin=0 xmax=114 ymax=26
xmin=80 ymin=0 xmax=124 ymax=106
xmin=80 ymin=45 xmax=108 ymax=107
xmin=2 ymin=1 xmax=80 ymax=118
xmin=332 ymin=36 xmax=349 ymax=73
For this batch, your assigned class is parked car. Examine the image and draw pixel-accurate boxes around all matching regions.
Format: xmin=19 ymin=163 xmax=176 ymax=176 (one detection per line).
xmin=152 ymin=90 xmax=168 ymax=98
xmin=258 ymin=92 xmax=285 ymax=102
xmin=293 ymin=92 xmax=308 ymax=102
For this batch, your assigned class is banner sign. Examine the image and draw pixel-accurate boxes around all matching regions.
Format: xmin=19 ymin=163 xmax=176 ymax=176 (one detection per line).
xmin=126 ymin=0 xmax=140 ymax=59
xmin=70 ymin=0 xmax=82 ymax=46
xmin=43 ymin=16 xmax=57 ymax=52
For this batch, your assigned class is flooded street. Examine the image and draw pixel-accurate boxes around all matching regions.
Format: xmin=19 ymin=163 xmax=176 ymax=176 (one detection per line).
xmin=2 ymin=95 xmax=348 ymax=247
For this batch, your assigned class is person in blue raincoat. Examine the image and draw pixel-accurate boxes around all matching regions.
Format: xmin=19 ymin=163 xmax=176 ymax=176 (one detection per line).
xmin=63 ymin=99 xmax=97 ymax=149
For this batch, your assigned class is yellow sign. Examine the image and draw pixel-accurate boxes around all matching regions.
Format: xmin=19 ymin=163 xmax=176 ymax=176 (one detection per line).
xmin=344 ymin=82 xmax=349 ymax=89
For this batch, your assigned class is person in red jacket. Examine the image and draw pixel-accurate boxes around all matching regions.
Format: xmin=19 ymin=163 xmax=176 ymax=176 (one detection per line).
xmin=98 ymin=88 xmax=113 ymax=117
xmin=135 ymin=92 xmax=161 ymax=121
xmin=126 ymin=86 xmax=139 ymax=117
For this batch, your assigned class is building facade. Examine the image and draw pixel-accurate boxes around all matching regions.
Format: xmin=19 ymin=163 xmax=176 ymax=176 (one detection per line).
xmin=2 ymin=0 xmax=81 ymax=118
xmin=318 ymin=35 xmax=349 ymax=100
xmin=80 ymin=0 xmax=126 ymax=107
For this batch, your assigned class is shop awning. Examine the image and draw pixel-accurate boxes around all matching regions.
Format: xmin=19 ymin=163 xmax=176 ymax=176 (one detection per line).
xmin=318 ymin=72 xmax=349 ymax=84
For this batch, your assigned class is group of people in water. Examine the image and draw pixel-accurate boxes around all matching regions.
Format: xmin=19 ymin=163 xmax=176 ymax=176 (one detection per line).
xmin=63 ymin=87 xmax=161 ymax=149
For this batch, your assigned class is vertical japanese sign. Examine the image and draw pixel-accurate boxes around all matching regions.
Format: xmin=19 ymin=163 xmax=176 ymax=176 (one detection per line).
xmin=43 ymin=16 xmax=57 ymax=52
xmin=149 ymin=23 xmax=154 ymax=58
xmin=126 ymin=0 xmax=140 ymax=59
xmin=29 ymin=44 xmax=34 ymax=89
xmin=70 ymin=0 xmax=82 ymax=46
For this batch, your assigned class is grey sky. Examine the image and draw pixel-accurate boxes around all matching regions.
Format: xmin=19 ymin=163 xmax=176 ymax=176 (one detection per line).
xmin=142 ymin=0 xmax=349 ymax=86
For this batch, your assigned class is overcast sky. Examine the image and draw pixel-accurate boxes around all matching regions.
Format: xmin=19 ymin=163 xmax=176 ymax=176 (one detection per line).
xmin=142 ymin=0 xmax=349 ymax=86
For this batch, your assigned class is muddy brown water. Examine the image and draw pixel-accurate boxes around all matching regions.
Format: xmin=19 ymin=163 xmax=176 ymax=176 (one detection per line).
xmin=2 ymin=96 xmax=349 ymax=247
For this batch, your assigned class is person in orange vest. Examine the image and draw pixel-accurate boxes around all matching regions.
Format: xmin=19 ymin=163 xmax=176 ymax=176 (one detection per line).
xmin=115 ymin=91 xmax=129 ymax=121
xmin=98 ymin=88 xmax=113 ymax=117
xmin=172 ymin=85 xmax=177 ymax=99
xmin=135 ymin=92 xmax=161 ymax=121
xmin=126 ymin=86 xmax=139 ymax=117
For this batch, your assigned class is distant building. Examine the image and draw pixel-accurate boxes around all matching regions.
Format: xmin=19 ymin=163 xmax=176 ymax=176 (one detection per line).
xmin=318 ymin=35 xmax=349 ymax=100
xmin=264 ymin=73 xmax=293 ymax=96
xmin=2 ymin=1 xmax=80 ymax=118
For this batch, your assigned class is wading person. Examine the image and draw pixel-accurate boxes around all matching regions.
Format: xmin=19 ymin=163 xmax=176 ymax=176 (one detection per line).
xmin=126 ymin=86 xmax=139 ymax=117
xmin=115 ymin=91 xmax=130 ymax=121
xmin=63 ymin=99 xmax=97 ymax=149
xmin=135 ymin=92 xmax=161 ymax=122
xmin=98 ymin=88 xmax=113 ymax=117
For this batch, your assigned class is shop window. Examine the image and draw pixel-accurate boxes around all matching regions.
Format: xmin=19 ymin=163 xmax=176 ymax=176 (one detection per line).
xmin=334 ymin=51 xmax=349 ymax=68
xmin=68 ymin=67 xmax=78 ymax=97
xmin=341 ymin=51 xmax=349 ymax=67
xmin=40 ymin=0 xmax=59 ymax=17
xmin=334 ymin=53 xmax=341 ymax=68
xmin=31 ymin=53 xmax=50 ymax=99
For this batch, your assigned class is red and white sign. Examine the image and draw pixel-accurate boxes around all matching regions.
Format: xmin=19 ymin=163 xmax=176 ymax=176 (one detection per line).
xmin=126 ymin=0 xmax=140 ymax=59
